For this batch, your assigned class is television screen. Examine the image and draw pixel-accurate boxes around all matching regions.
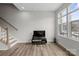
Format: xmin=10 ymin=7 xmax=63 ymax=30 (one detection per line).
xmin=33 ymin=31 xmax=45 ymax=37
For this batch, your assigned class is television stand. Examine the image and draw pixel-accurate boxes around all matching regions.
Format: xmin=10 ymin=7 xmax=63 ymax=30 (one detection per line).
xmin=32 ymin=37 xmax=47 ymax=44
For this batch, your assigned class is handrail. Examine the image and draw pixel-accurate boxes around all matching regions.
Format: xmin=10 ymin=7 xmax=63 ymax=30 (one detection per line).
xmin=5 ymin=27 xmax=9 ymax=44
xmin=0 ymin=17 xmax=18 ymax=31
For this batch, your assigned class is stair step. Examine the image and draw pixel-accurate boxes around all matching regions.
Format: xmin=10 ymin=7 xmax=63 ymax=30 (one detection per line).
xmin=0 ymin=39 xmax=7 ymax=44
xmin=10 ymin=40 xmax=17 ymax=47
xmin=9 ymin=37 xmax=14 ymax=40
xmin=9 ymin=38 xmax=15 ymax=43
xmin=9 ymin=40 xmax=17 ymax=45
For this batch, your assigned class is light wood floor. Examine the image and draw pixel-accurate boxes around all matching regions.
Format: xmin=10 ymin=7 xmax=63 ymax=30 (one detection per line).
xmin=0 ymin=43 xmax=69 ymax=56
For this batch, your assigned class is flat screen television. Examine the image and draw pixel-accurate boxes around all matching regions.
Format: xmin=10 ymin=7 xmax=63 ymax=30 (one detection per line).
xmin=33 ymin=30 xmax=45 ymax=37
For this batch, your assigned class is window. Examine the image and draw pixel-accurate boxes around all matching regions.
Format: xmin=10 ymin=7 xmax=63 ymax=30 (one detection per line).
xmin=68 ymin=3 xmax=79 ymax=12
xmin=58 ymin=18 xmax=62 ymax=34
xmin=69 ymin=8 xmax=79 ymax=39
xmin=58 ymin=9 xmax=67 ymax=37
xmin=71 ymin=20 xmax=79 ymax=39
xmin=57 ymin=3 xmax=79 ymax=39
xmin=61 ymin=8 xmax=67 ymax=16
xmin=62 ymin=16 xmax=67 ymax=33
xmin=69 ymin=10 xmax=79 ymax=21
xmin=58 ymin=12 xmax=61 ymax=18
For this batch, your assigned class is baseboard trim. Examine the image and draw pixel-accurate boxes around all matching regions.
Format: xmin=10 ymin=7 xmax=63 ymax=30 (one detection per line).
xmin=55 ymin=42 xmax=75 ymax=56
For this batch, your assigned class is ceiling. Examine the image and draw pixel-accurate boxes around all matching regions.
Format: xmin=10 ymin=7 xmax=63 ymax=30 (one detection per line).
xmin=14 ymin=3 xmax=63 ymax=11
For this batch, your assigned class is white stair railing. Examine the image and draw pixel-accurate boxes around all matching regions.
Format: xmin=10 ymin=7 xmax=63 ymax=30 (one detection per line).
xmin=0 ymin=17 xmax=17 ymax=49
xmin=0 ymin=26 xmax=9 ymax=45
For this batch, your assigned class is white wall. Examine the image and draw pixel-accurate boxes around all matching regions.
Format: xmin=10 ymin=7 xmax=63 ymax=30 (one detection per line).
xmin=55 ymin=3 xmax=79 ymax=55
xmin=0 ymin=4 xmax=55 ymax=43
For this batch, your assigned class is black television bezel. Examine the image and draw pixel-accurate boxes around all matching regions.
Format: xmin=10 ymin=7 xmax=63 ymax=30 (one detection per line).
xmin=33 ymin=30 xmax=45 ymax=37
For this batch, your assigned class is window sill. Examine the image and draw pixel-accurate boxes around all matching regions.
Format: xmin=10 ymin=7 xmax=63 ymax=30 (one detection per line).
xmin=58 ymin=34 xmax=79 ymax=42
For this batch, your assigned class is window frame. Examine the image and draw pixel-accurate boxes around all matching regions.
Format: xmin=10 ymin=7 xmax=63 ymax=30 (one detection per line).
xmin=57 ymin=8 xmax=68 ymax=37
xmin=57 ymin=3 xmax=79 ymax=39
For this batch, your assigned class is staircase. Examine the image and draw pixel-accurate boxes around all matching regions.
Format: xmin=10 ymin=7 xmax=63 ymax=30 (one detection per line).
xmin=8 ymin=34 xmax=17 ymax=47
xmin=0 ymin=17 xmax=17 ymax=50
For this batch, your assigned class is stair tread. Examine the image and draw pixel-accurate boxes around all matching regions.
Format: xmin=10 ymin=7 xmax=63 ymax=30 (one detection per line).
xmin=9 ymin=40 xmax=17 ymax=45
xmin=9 ymin=37 xmax=14 ymax=40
